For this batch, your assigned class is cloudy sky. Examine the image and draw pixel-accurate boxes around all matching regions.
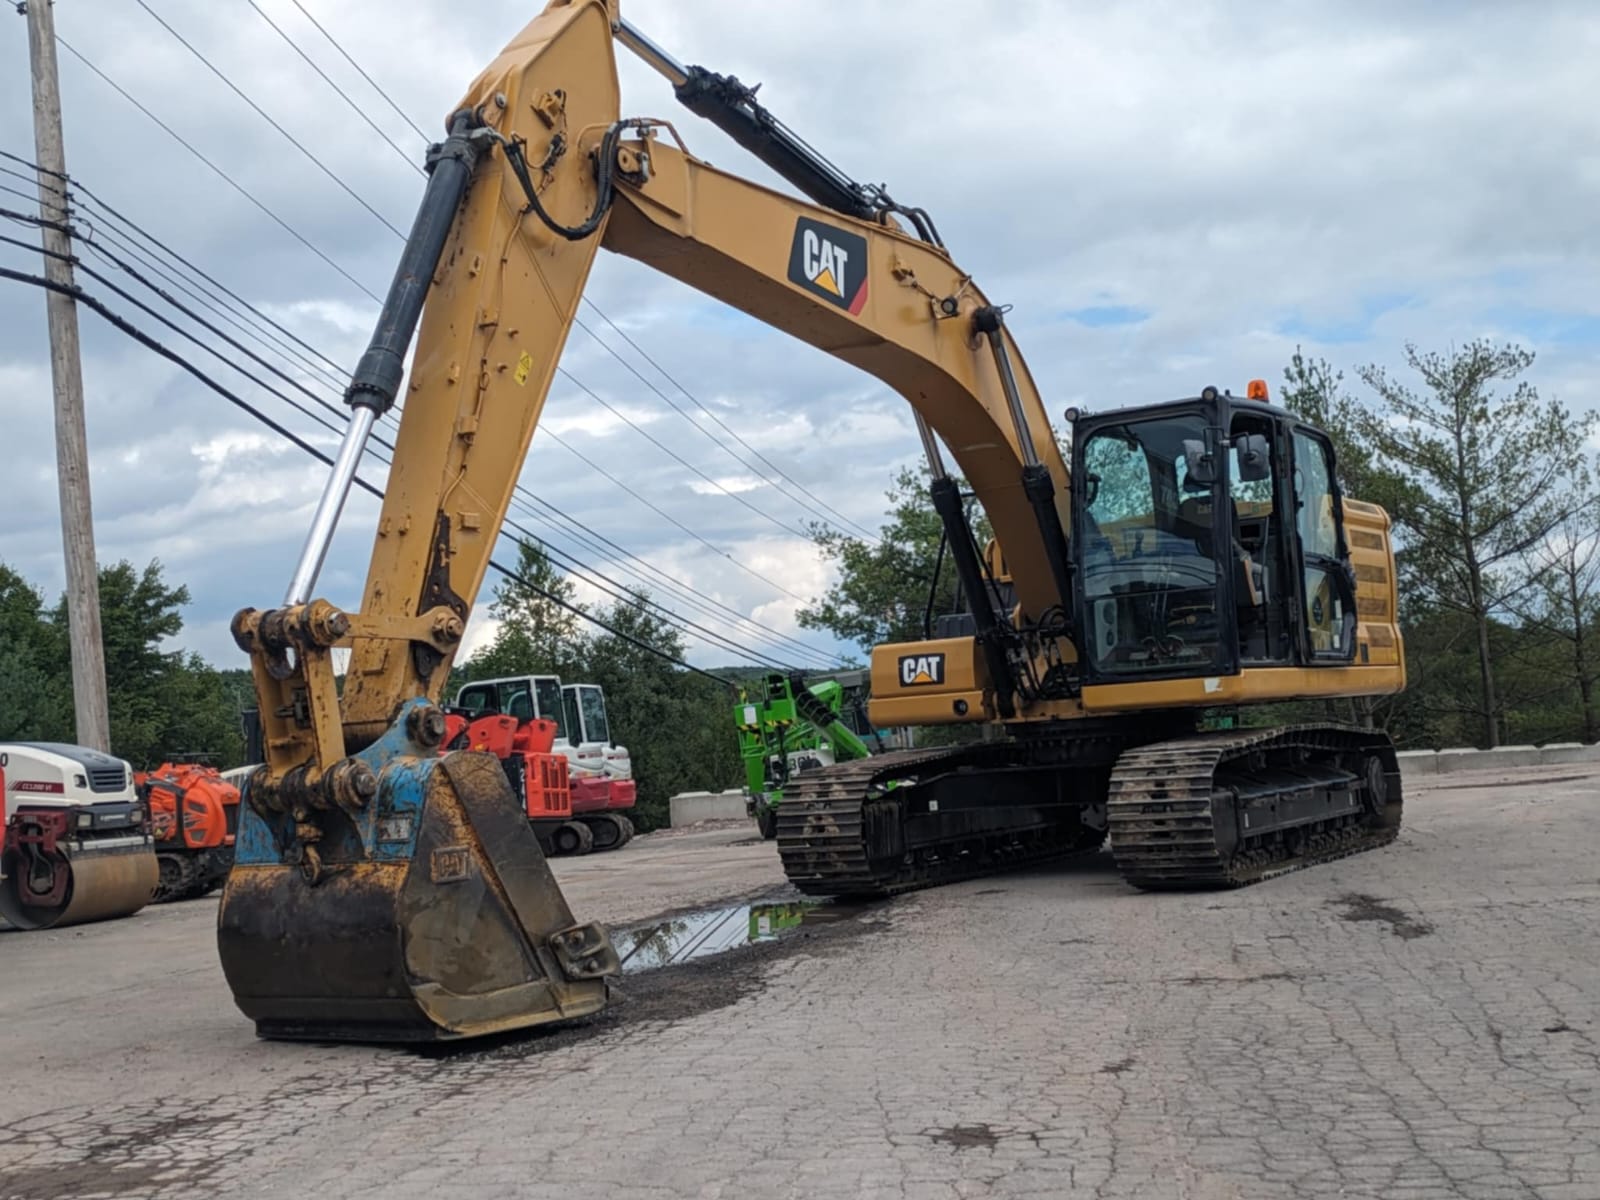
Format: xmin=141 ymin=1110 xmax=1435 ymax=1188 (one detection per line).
xmin=2 ymin=0 xmax=1597 ymax=674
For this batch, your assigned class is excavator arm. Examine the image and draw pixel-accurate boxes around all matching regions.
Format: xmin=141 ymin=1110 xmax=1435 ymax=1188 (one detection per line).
xmin=220 ymin=0 xmax=1079 ymax=1042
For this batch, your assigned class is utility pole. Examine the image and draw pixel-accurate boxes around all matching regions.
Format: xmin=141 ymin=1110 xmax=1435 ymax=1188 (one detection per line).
xmin=24 ymin=0 xmax=110 ymax=752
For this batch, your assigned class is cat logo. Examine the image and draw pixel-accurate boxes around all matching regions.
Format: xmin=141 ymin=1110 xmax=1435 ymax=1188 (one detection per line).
xmin=898 ymin=653 xmax=946 ymax=687
xmin=787 ymin=217 xmax=869 ymax=314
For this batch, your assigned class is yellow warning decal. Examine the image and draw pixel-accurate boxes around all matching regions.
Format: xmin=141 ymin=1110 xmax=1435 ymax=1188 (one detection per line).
xmin=514 ymin=351 xmax=534 ymax=386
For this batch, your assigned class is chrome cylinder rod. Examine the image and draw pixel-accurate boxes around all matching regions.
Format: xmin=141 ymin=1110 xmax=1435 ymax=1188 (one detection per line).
xmin=914 ymin=412 xmax=950 ymax=481
xmin=283 ymin=407 xmax=376 ymax=605
xmin=615 ymin=18 xmax=689 ymax=87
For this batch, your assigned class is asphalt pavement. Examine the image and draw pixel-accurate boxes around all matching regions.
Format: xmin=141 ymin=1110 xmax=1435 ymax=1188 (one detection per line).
xmin=2 ymin=767 xmax=1596 ymax=1199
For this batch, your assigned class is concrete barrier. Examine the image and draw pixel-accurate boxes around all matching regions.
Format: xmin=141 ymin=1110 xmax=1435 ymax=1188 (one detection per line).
xmin=1396 ymin=749 xmax=1438 ymax=778
xmin=1434 ymin=748 xmax=1483 ymax=774
xmin=1414 ymin=742 xmax=1600 ymax=774
xmin=1540 ymin=743 xmax=1600 ymax=766
xmin=668 ymin=789 xmax=748 ymax=827
xmin=1488 ymin=744 xmax=1543 ymax=770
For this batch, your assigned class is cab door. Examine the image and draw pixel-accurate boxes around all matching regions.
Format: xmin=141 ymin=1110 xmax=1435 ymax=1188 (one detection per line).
xmin=1290 ymin=429 xmax=1357 ymax=661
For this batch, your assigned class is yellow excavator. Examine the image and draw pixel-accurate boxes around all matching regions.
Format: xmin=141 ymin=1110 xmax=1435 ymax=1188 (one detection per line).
xmin=219 ymin=0 xmax=1405 ymax=1042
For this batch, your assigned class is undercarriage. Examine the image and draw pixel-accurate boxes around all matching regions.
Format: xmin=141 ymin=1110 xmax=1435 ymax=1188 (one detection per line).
xmin=776 ymin=722 xmax=1401 ymax=896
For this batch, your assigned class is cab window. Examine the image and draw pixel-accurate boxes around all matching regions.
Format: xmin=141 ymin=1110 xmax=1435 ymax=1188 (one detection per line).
xmin=457 ymin=684 xmax=497 ymax=716
xmin=579 ymin=687 xmax=611 ymax=744
xmin=1292 ymin=430 xmax=1353 ymax=658
xmin=1078 ymin=414 xmax=1225 ymax=676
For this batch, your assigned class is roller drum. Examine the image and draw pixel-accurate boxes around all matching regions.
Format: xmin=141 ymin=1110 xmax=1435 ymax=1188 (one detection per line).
xmin=0 ymin=841 xmax=157 ymax=931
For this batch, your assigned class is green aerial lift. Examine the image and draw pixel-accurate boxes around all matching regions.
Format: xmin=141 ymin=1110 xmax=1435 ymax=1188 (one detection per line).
xmin=736 ymin=672 xmax=879 ymax=839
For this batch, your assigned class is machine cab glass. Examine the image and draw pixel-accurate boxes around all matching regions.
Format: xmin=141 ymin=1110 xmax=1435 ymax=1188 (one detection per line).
xmin=454 ymin=675 xmax=569 ymax=739
xmin=561 ymin=683 xmax=612 ymax=746
xmin=1071 ymin=391 xmax=1357 ymax=684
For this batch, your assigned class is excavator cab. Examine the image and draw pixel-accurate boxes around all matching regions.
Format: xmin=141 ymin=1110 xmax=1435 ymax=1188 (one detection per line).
xmin=1070 ymin=385 xmax=1358 ymax=685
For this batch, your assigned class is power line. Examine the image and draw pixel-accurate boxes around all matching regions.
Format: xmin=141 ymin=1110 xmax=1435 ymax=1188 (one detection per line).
xmin=56 ymin=34 xmax=837 ymax=590
xmin=571 ymin=310 xmax=869 ymax=539
xmin=131 ymin=0 xmax=407 ymax=238
xmin=0 ymin=260 xmax=740 ymax=688
xmin=4 ymin=196 xmax=835 ymax=667
xmin=286 ymin=0 xmax=430 ymax=145
xmin=217 ymin=6 xmax=879 ymax=548
xmin=0 ymin=153 xmax=357 ymax=390
xmin=51 ymin=36 xmax=381 ymax=303
xmin=9 ymin=218 xmax=811 ymax=668
xmin=580 ymin=300 xmax=880 ymax=540
xmin=508 ymin=483 xmax=826 ymax=651
xmin=18 ymin=163 xmax=840 ymax=662
xmin=242 ymin=0 xmax=423 ymax=177
xmin=38 ymin=21 xmax=860 ymax=643
xmin=556 ymin=366 xmax=812 ymax=540
xmin=541 ymin=427 xmax=814 ymax=605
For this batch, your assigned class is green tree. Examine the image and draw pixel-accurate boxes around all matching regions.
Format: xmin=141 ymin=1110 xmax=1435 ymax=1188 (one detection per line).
xmin=51 ymin=561 xmax=244 ymax=766
xmin=457 ymin=541 xmax=585 ymax=684
xmin=582 ymin=592 xmax=739 ymax=831
xmin=1509 ymin=481 xmax=1600 ymax=742
xmin=1279 ymin=346 xmax=1421 ymax=730
xmin=0 ymin=559 xmax=244 ymax=765
xmin=0 ymin=564 xmax=72 ymax=741
xmin=1281 ymin=346 xmax=1412 ymax=515
xmin=1354 ymin=341 xmax=1595 ymax=746
xmin=799 ymin=467 xmax=989 ymax=655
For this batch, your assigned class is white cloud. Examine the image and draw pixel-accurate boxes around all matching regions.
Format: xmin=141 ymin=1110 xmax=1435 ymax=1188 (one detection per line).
xmin=1 ymin=0 xmax=1596 ymax=676
xmin=686 ymin=474 xmax=767 ymax=497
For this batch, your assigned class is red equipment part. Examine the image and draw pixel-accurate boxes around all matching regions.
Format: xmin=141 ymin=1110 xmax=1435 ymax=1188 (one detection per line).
xmin=570 ymin=776 xmax=636 ymax=813
xmin=443 ymin=713 xmax=572 ymax=820
xmin=522 ymin=753 xmax=571 ymax=821
xmin=439 ymin=713 xmax=621 ymax=854
xmin=7 ymin=809 xmax=72 ymax=907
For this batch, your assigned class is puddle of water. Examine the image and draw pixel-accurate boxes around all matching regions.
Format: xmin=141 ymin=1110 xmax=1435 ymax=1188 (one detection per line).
xmin=611 ymin=899 xmax=822 ymax=973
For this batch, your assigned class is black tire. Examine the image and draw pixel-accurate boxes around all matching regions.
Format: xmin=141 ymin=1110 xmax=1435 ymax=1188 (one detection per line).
xmin=755 ymin=805 xmax=778 ymax=840
xmin=581 ymin=813 xmax=629 ymax=851
xmin=552 ymin=820 xmax=595 ymax=856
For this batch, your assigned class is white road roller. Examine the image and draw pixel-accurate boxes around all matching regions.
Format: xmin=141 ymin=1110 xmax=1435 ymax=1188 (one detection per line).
xmin=0 ymin=742 xmax=159 ymax=930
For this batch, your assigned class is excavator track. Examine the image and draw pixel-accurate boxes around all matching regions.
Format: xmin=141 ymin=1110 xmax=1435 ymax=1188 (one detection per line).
xmin=1107 ymin=724 xmax=1402 ymax=890
xmin=776 ymin=743 xmax=1111 ymax=898
xmin=777 ymin=723 xmax=1401 ymax=899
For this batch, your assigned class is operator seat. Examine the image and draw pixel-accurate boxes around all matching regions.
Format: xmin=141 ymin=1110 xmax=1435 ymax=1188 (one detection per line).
xmin=1175 ymin=496 xmax=1267 ymax=613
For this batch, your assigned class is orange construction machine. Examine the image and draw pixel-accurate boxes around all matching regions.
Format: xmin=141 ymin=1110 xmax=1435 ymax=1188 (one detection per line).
xmin=135 ymin=760 xmax=241 ymax=903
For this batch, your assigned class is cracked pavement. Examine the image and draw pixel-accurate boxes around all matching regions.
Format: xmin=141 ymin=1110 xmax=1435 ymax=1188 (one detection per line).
xmin=2 ymin=768 xmax=1597 ymax=1199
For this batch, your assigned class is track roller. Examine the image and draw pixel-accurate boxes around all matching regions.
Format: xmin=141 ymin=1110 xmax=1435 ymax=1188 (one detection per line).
xmin=578 ymin=812 xmax=631 ymax=851
xmin=153 ymin=851 xmax=199 ymax=904
xmin=551 ymin=820 xmax=596 ymax=856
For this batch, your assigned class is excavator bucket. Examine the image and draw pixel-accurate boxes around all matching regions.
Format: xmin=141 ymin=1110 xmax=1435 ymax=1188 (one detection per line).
xmin=0 ymin=829 xmax=158 ymax=931
xmin=217 ymin=700 xmax=617 ymax=1042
